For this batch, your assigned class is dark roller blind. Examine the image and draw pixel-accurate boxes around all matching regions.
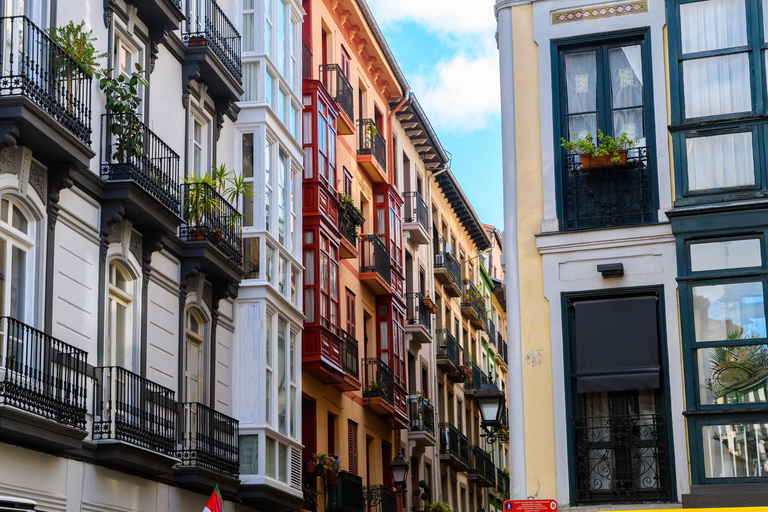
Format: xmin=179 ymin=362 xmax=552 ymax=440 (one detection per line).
xmin=573 ymin=296 xmax=660 ymax=393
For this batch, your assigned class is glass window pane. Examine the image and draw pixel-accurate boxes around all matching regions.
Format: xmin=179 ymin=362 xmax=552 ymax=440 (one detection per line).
xmin=564 ymin=51 xmax=597 ymax=113
xmin=278 ymin=317 xmax=287 ymax=435
xmin=683 ymin=54 xmax=751 ymax=118
xmin=609 ymin=45 xmax=644 ymax=109
xmin=697 ymin=345 xmax=768 ymax=404
xmin=567 ymin=113 xmax=597 ymax=144
xmin=244 ymin=237 xmax=260 ymax=279
xmin=267 ymin=245 xmax=274 ymax=283
xmin=691 ymin=239 xmax=762 ymax=272
xmin=243 ymin=61 xmax=259 ymax=102
xmin=681 ymin=0 xmax=747 ymax=53
xmin=242 ymin=133 xmax=254 ymax=178
xmin=686 ymin=132 xmax=754 ymax=190
xmin=11 ymin=205 xmax=27 ymax=234
xmin=266 ymin=437 xmax=276 ymax=477
xmin=692 ymin=282 xmax=766 ymax=341
xmin=10 ymin=246 xmax=24 ymax=319
xmin=243 ymin=13 xmax=254 ymax=52
xmin=278 ymin=443 xmax=288 ymax=483
xmin=239 ymin=434 xmax=258 ymax=475
xmin=702 ymin=423 xmax=768 ymax=477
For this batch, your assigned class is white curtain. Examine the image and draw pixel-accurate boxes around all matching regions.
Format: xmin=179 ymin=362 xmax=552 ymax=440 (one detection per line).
xmin=565 ymin=51 xmax=597 ymax=141
xmin=609 ymin=45 xmax=645 ymax=146
xmin=686 ymin=131 xmax=755 ymax=190
xmin=680 ymin=0 xmax=747 ymax=53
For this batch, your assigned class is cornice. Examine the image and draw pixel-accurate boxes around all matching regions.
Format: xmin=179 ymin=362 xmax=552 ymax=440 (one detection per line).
xmin=495 ymin=0 xmax=534 ymax=18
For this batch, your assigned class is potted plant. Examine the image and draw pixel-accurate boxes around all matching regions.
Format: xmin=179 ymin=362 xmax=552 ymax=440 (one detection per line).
xmin=423 ymin=290 xmax=437 ymax=313
xmin=365 ymin=123 xmax=379 ymax=149
xmin=368 ymin=378 xmax=390 ymax=398
xmin=311 ymin=453 xmax=340 ymax=485
xmin=561 ymin=129 xmax=636 ymax=170
xmin=429 ymin=502 xmax=452 ymax=512
xmin=302 ymin=483 xmax=320 ymax=511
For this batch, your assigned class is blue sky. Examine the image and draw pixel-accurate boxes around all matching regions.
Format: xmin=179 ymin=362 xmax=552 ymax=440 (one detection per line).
xmin=367 ymin=0 xmax=505 ymax=230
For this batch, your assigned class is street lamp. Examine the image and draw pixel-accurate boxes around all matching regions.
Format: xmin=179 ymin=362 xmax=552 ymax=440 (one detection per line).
xmin=476 ymin=382 xmax=507 ymax=443
xmin=390 ymin=449 xmax=410 ymax=492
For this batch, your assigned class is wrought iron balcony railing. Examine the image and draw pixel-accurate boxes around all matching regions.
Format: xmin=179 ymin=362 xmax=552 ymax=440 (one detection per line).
xmin=470 ymin=445 xmax=496 ymax=483
xmin=486 ymin=317 xmax=496 ymax=342
xmin=177 ymin=401 xmax=239 ymax=477
xmin=319 ymin=64 xmax=354 ymax=121
xmin=408 ymin=395 xmax=434 ymax=435
xmin=462 ymin=280 xmax=487 ymax=321
xmin=357 ymin=118 xmax=386 ymax=169
xmin=363 ymin=358 xmax=393 ymax=405
xmin=406 ymin=292 xmax=432 ymax=332
xmin=562 ymin=147 xmax=654 ymax=231
xmin=436 ymin=328 xmax=461 ymax=368
xmin=338 ymin=195 xmax=365 ymax=248
xmin=0 ymin=16 xmax=92 ymax=144
xmin=328 ymin=471 xmax=364 ymax=512
xmin=360 ymin=235 xmax=391 ymax=285
xmin=438 ymin=422 xmax=469 ymax=465
xmin=303 ymin=43 xmax=313 ymax=79
xmin=340 ymin=329 xmax=359 ymax=381
xmin=497 ymin=332 xmax=508 ymax=364
xmin=183 ymin=0 xmax=242 ymax=83
xmin=496 ymin=467 xmax=510 ymax=497
xmin=93 ymin=366 xmax=177 ymax=454
xmin=101 ymin=113 xmax=181 ymax=214
xmin=572 ymin=413 xmax=672 ymax=503
xmin=464 ymin=361 xmax=487 ymax=392
xmin=0 ymin=316 xmax=88 ymax=429
xmin=364 ymin=485 xmax=397 ymax=512
xmin=434 ymin=238 xmax=461 ymax=285
xmin=181 ymin=182 xmax=244 ymax=266
xmin=404 ymin=191 xmax=428 ymax=230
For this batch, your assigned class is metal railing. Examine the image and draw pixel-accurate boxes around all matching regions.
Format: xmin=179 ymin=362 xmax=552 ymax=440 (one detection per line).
xmin=562 ymin=147 xmax=654 ymax=231
xmin=363 ymin=358 xmax=393 ymax=405
xmin=464 ymin=361 xmax=487 ymax=392
xmin=408 ymin=395 xmax=434 ymax=435
xmin=364 ymin=485 xmax=397 ymax=512
xmin=572 ymin=414 xmax=672 ymax=503
xmin=470 ymin=445 xmax=496 ymax=483
xmin=434 ymin=238 xmax=461 ymax=285
xmin=0 ymin=16 xmax=92 ymax=144
xmin=496 ymin=467 xmax=510 ymax=497
xmin=101 ymin=113 xmax=181 ymax=214
xmin=303 ymin=43 xmax=313 ymax=79
xmin=177 ymin=401 xmax=239 ymax=477
xmin=404 ymin=191 xmax=428 ymax=231
xmin=438 ymin=422 xmax=469 ymax=466
xmin=338 ymin=195 xmax=365 ymax=249
xmin=360 ymin=235 xmax=391 ymax=285
xmin=340 ymin=329 xmax=359 ymax=381
xmin=181 ymin=182 xmax=244 ymax=266
xmin=406 ymin=292 xmax=432 ymax=332
xmin=93 ymin=366 xmax=177 ymax=454
xmin=486 ymin=317 xmax=496 ymax=342
xmin=436 ymin=329 xmax=461 ymax=368
xmin=461 ymin=279 xmax=487 ymax=320
xmin=328 ymin=471 xmax=364 ymax=512
xmin=497 ymin=332 xmax=507 ymax=364
xmin=183 ymin=0 xmax=242 ymax=83
xmin=319 ymin=64 xmax=354 ymax=121
xmin=0 ymin=316 xmax=88 ymax=429
xmin=357 ymin=118 xmax=386 ymax=169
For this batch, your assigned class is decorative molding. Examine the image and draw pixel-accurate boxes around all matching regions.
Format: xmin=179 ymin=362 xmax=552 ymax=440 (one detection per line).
xmin=126 ymin=4 xmax=139 ymax=34
xmin=119 ymin=221 xmax=134 ymax=260
xmin=17 ymin=146 xmax=32 ymax=196
xmin=103 ymin=0 xmax=116 ymax=28
xmin=149 ymin=27 xmax=169 ymax=74
xmin=30 ymin=162 xmax=47 ymax=203
xmin=551 ymin=0 xmax=647 ymax=24
xmin=141 ymin=232 xmax=164 ymax=289
xmin=181 ymin=61 xmax=201 ymax=108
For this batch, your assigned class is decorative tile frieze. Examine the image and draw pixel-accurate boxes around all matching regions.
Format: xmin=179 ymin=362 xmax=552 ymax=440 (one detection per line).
xmin=552 ymin=1 xmax=647 ymax=24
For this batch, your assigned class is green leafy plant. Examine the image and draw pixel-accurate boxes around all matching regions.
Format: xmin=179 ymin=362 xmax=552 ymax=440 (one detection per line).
xmin=311 ymin=453 xmax=340 ymax=480
xmin=339 ymin=193 xmax=363 ymax=240
xmin=429 ymin=502 xmax=452 ymax=512
xmin=410 ymin=390 xmax=430 ymax=403
xmin=414 ymin=479 xmax=431 ymax=504
xmin=47 ymin=21 xmax=107 ymax=77
xmin=368 ymin=378 xmax=390 ymax=397
xmin=183 ymin=170 xmax=218 ymax=230
xmin=98 ymin=64 xmax=148 ymax=164
xmin=561 ymin=129 xmax=636 ymax=163
xmin=365 ymin=124 xmax=379 ymax=148
xmin=302 ymin=483 xmax=320 ymax=509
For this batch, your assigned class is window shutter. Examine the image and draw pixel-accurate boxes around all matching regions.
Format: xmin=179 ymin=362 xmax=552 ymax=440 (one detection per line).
xmin=348 ymin=420 xmax=358 ymax=475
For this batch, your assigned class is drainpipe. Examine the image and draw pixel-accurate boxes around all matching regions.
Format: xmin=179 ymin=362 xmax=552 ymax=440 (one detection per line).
xmin=495 ymin=0 xmax=527 ymax=501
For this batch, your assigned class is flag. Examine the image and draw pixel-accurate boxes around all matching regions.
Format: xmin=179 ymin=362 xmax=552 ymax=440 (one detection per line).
xmin=204 ymin=485 xmax=223 ymax=512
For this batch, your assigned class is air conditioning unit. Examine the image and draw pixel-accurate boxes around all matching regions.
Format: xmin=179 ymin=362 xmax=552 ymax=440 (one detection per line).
xmin=0 ymin=497 xmax=36 ymax=511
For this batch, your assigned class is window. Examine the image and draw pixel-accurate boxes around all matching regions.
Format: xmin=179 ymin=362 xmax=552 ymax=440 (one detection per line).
xmin=318 ymin=235 xmax=339 ymax=332
xmin=240 ymin=434 xmax=259 ymax=475
xmin=265 ymin=312 xmax=273 ymax=424
xmin=0 ymin=198 xmax=33 ymax=323
xmin=348 ymin=420 xmax=358 ymax=475
xmin=343 ymin=168 xmax=352 ymax=197
xmin=191 ymin=114 xmax=209 ymax=175
xmin=185 ymin=309 xmax=206 ymax=404
xmin=341 ymin=46 xmax=351 ymax=78
xmin=266 ymin=139 xmax=273 ymax=232
xmin=242 ymin=0 xmax=255 ymax=52
xmin=266 ymin=244 xmax=274 ymax=283
xmin=304 ymin=231 xmax=315 ymax=323
xmin=277 ymin=316 xmax=287 ymax=435
xmin=266 ymin=72 xmax=275 ymax=110
xmin=289 ymin=16 xmax=298 ymax=90
xmin=242 ymin=133 xmax=255 ymax=226
xmin=265 ymin=0 xmax=273 ymax=59
xmin=244 ymin=237 xmax=260 ymax=279
xmin=278 ymin=150 xmax=288 ymax=245
xmin=114 ymin=35 xmax=144 ymax=101
xmin=290 ymin=330 xmax=297 ymax=437
xmin=243 ymin=62 xmax=259 ymax=102
xmin=290 ymin=168 xmax=297 ymax=254
xmin=346 ymin=288 xmax=356 ymax=335
xmin=277 ymin=0 xmax=286 ymax=76
xmin=107 ymin=262 xmax=135 ymax=370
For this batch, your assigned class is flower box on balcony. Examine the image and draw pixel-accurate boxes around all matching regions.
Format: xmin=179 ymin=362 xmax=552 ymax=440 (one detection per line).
xmin=188 ymin=35 xmax=206 ymax=46
xmin=578 ymin=150 xmax=628 ymax=170
xmin=423 ymin=297 xmax=437 ymax=314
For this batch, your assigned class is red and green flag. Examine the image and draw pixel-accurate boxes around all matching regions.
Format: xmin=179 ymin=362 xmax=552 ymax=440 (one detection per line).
xmin=203 ymin=485 xmax=222 ymax=512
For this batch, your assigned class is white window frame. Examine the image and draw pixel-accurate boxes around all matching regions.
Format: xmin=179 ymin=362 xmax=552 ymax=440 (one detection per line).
xmin=106 ymin=260 xmax=136 ymax=370
xmin=184 ymin=308 xmax=208 ymax=405
xmin=190 ymin=107 xmax=212 ymax=176
xmin=0 ymin=196 xmax=36 ymax=324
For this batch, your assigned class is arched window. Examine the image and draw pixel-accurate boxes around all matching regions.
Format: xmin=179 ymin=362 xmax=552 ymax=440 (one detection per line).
xmin=185 ymin=309 xmax=207 ymax=404
xmin=0 ymin=196 xmax=34 ymax=321
xmin=107 ymin=261 xmax=135 ymax=370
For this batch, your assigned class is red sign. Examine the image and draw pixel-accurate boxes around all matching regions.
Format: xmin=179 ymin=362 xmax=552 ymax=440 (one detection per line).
xmin=504 ymin=500 xmax=557 ymax=512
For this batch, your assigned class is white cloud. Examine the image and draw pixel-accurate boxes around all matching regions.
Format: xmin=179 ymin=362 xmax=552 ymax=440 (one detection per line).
xmin=368 ymin=0 xmax=497 ymax=35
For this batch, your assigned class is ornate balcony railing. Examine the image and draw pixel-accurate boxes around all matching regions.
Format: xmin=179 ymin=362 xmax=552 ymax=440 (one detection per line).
xmin=562 ymin=147 xmax=654 ymax=231
xmin=328 ymin=471 xmax=364 ymax=512
xmin=436 ymin=328 xmax=461 ymax=368
xmin=438 ymin=422 xmax=469 ymax=466
xmin=408 ymin=395 xmax=434 ymax=435
xmin=434 ymin=238 xmax=461 ymax=285
xmin=0 ymin=316 xmax=88 ymax=429
xmin=319 ymin=64 xmax=354 ymax=122
xmin=470 ymin=445 xmax=496 ymax=483
xmin=181 ymin=182 xmax=244 ymax=266
xmin=339 ymin=195 xmax=365 ymax=248
xmin=183 ymin=0 xmax=242 ymax=83
xmin=500 ymin=406 xmax=509 ymax=431
xmin=498 ymin=334 xmax=508 ymax=364
xmin=404 ymin=191 xmax=428 ymax=231
xmin=496 ymin=467 xmax=510 ymax=497
xmin=486 ymin=317 xmax=496 ymax=342
xmin=357 ymin=118 xmax=386 ymax=169
xmin=462 ymin=280 xmax=487 ymax=321
xmin=93 ymin=366 xmax=177 ymax=454
xmin=177 ymin=401 xmax=239 ymax=477
xmin=340 ymin=329 xmax=359 ymax=381
xmin=572 ymin=414 xmax=672 ymax=503
xmin=464 ymin=361 xmax=487 ymax=392
xmin=303 ymin=43 xmax=313 ymax=79
xmin=0 ymin=16 xmax=92 ymax=144
xmin=101 ymin=113 xmax=181 ymax=214
xmin=406 ymin=292 xmax=432 ymax=332
xmin=363 ymin=358 xmax=393 ymax=405
xmin=360 ymin=235 xmax=391 ymax=285
xmin=364 ymin=485 xmax=397 ymax=512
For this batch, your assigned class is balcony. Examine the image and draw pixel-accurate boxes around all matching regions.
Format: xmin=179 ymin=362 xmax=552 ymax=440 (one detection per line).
xmin=338 ymin=196 xmax=365 ymax=259
xmin=468 ymin=446 xmax=495 ymax=487
xmin=461 ymin=280 xmax=487 ymax=329
xmin=463 ymin=361 xmax=487 ymax=397
xmin=319 ymin=64 xmax=354 ymax=134
xmin=327 ymin=471 xmax=364 ymax=512
xmin=303 ymin=43 xmax=313 ymax=79
xmin=495 ymin=333 xmax=508 ymax=371
xmin=357 ymin=119 xmax=386 ymax=183
xmin=182 ymin=0 xmax=243 ymax=104
xmin=0 ymin=16 xmax=94 ymax=168
xmin=364 ymin=485 xmax=397 ymax=512
xmin=403 ymin=192 xmax=429 ymax=245
xmin=562 ymin=147 xmax=655 ymax=231
xmin=438 ymin=422 xmax=469 ymax=470
xmin=486 ymin=317 xmax=497 ymax=345
xmin=434 ymin=239 xmax=461 ymax=297
xmin=101 ymin=113 xmax=182 ymax=233
xmin=181 ymin=181 xmax=244 ymax=283
xmin=408 ymin=395 xmax=435 ymax=446
xmin=335 ymin=329 xmax=361 ymax=392
xmin=360 ymin=235 xmax=392 ymax=295
xmin=362 ymin=358 xmax=394 ymax=415
xmin=496 ymin=467 xmax=510 ymax=499
xmin=302 ymin=324 xmax=344 ymax=385
xmin=0 ymin=317 xmax=88 ymax=451
xmin=499 ymin=406 xmax=509 ymax=441
xmin=436 ymin=329 xmax=464 ymax=383
xmin=129 ymin=0 xmax=185 ymax=32
xmin=405 ymin=293 xmax=432 ymax=345
xmin=176 ymin=401 xmax=240 ymax=492
xmin=93 ymin=366 xmax=178 ymax=474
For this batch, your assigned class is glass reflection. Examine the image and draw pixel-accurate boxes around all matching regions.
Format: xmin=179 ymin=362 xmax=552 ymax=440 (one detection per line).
xmin=703 ymin=423 xmax=768 ymax=478
xmin=692 ymin=282 xmax=766 ymax=341
xmin=698 ymin=345 xmax=768 ymax=404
